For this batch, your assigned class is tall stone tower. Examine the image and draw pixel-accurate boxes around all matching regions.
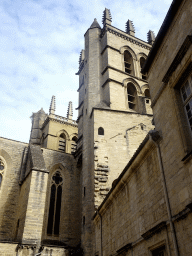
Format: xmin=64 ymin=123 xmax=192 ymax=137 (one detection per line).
xmin=76 ymin=9 xmax=154 ymax=255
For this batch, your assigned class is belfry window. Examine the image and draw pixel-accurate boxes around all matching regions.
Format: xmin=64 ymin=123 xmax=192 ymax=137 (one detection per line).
xmin=140 ymin=57 xmax=147 ymax=80
xmin=124 ymin=50 xmax=134 ymax=75
xmin=127 ymin=83 xmax=137 ymax=110
xmin=58 ymin=133 xmax=66 ymax=152
xmin=180 ymin=75 xmax=192 ymax=131
xmin=144 ymin=89 xmax=151 ymax=104
xmin=47 ymin=171 xmax=63 ymax=236
xmin=98 ymin=127 xmax=104 ymax=135
xmin=71 ymin=136 xmax=77 ymax=154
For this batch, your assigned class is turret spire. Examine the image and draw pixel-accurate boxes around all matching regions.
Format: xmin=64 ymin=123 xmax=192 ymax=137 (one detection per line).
xmin=126 ymin=20 xmax=135 ymax=36
xmin=102 ymin=8 xmax=112 ymax=26
xmin=147 ymin=30 xmax=155 ymax=45
xmin=90 ymin=18 xmax=101 ymax=29
xmin=67 ymin=101 xmax=73 ymax=120
xmin=49 ymin=95 xmax=56 ymax=116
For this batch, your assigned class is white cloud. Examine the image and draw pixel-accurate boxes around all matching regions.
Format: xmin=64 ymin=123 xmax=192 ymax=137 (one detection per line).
xmin=0 ymin=0 xmax=172 ymax=142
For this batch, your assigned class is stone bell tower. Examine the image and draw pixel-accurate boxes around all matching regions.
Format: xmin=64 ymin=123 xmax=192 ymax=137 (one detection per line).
xmin=76 ymin=8 xmax=155 ymax=255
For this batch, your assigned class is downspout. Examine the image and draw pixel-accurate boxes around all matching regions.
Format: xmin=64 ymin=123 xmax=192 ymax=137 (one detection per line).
xmin=150 ymin=133 xmax=180 ymax=256
xmin=96 ymin=210 xmax=103 ymax=256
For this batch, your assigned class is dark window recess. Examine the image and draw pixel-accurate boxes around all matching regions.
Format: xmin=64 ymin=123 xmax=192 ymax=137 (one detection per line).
xmin=58 ymin=133 xmax=66 ymax=152
xmin=71 ymin=136 xmax=77 ymax=154
xmin=83 ymin=216 xmax=85 ymax=226
xmin=47 ymin=172 xmax=63 ymax=236
xmin=127 ymin=83 xmax=137 ymax=110
xmin=124 ymin=51 xmax=134 ymax=75
xmin=140 ymin=57 xmax=147 ymax=80
xmin=0 ymin=174 xmax=2 ymax=187
xmin=98 ymin=127 xmax=104 ymax=135
xmin=145 ymin=89 xmax=150 ymax=98
xmin=152 ymin=246 xmax=165 ymax=256
xmin=84 ymin=187 xmax=86 ymax=196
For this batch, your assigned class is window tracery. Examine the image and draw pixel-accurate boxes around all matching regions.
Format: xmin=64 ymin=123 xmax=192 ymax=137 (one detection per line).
xmin=47 ymin=171 xmax=63 ymax=236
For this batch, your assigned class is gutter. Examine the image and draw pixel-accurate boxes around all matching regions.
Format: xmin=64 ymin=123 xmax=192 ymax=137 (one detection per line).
xmin=149 ymin=134 xmax=180 ymax=256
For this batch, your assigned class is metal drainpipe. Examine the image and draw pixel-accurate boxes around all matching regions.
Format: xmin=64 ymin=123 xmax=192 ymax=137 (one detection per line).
xmin=96 ymin=210 xmax=103 ymax=256
xmin=150 ymin=134 xmax=180 ymax=256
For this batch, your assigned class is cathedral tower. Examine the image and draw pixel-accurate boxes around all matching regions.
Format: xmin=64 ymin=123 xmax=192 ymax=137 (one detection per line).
xmin=76 ymin=9 xmax=154 ymax=255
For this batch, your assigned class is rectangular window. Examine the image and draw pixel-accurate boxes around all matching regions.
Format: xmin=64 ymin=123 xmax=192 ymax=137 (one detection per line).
xmin=180 ymin=75 xmax=192 ymax=131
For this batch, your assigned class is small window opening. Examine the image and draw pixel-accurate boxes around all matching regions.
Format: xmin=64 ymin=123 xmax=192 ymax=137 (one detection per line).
xmin=124 ymin=50 xmax=134 ymax=75
xmin=127 ymin=83 xmax=137 ymax=110
xmin=140 ymin=57 xmax=147 ymax=80
xmin=85 ymin=89 xmax=86 ymax=94
xmin=47 ymin=171 xmax=63 ymax=236
xmin=71 ymin=136 xmax=77 ymax=154
xmin=58 ymin=133 xmax=66 ymax=152
xmin=144 ymin=89 xmax=150 ymax=98
xmin=83 ymin=216 xmax=85 ymax=226
xmin=84 ymin=187 xmax=86 ymax=197
xmin=152 ymin=245 xmax=165 ymax=256
xmin=86 ymin=109 xmax=87 ymax=115
xmin=98 ymin=127 xmax=104 ymax=135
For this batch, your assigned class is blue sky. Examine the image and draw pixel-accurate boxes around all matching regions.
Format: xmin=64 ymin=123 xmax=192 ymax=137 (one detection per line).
xmin=0 ymin=0 xmax=172 ymax=143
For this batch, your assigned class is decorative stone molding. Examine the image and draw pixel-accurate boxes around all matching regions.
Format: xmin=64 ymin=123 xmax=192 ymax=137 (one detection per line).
xmin=141 ymin=221 xmax=167 ymax=240
xmin=100 ymin=26 xmax=151 ymax=50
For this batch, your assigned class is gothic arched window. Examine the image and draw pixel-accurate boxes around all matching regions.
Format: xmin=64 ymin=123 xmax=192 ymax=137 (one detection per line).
xmin=124 ymin=51 xmax=134 ymax=75
xmin=140 ymin=57 xmax=147 ymax=80
xmin=98 ymin=127 xmax=104 ymax=135
xmin=58 ymin=133 xmax=66 ymax=152
xmin=127 ymin=83 xmax=137 ymax=110
xmin=47 ymin=171 xmax=63 ymax=236
xmin=71 ymin=136 xmax=77 ymax=154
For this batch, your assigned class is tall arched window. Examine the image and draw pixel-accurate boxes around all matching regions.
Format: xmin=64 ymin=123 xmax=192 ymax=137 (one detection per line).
xmin=71 ymin=136 xmax=77 ymax=154
xmin=127 ymin=83 xmax=137 ymax=110
xmin=58 ymin=133 xmax=66 ymax=152
xmin=0 ymin=159 xmax=5 ymax=188
xmin=140 ymin=57 xmax=147 ymax=80
xmin=124 ymin=51 xmax=134 ymax=75
xmin=98 ymin=127 xmax=104 ymax=135
xmin=47 ymin=171 xmax=63 ymax=236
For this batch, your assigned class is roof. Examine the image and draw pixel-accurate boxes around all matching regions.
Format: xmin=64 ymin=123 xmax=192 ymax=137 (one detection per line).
xmin=142 ymin=0 xmax=184 ymax=73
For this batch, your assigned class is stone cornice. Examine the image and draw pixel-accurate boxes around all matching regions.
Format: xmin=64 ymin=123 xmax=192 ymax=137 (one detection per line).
xmin=101 ymin=78 xmax=122 ymax=88
xmin=100 ymin=26 xmax=151 ymax=50
xmin=75 ymin=100 xmax=84 ymax=110
xmin=141 ymin=221 xmax=167 ymax=240
xmin=101 ymin=45 xmax=120 ymax=55
xmin=41 ymin=117 xmax=78 ymax=130
xmin=101 ymin=65 xmax=147 ymax=83
xmin=162 ymin=35 xmax=192 ymax=84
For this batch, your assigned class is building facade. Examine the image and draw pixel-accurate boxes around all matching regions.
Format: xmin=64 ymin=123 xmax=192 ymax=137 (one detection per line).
xmin=0 ymin=0 xmax=192 ymax=255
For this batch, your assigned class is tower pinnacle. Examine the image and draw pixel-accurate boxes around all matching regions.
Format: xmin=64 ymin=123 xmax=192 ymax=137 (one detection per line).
xmin=90 ymin=18 xmax=101 ymax=29
xmin=102 ymin=8 xmax=112 ymax=26
xmin=126 ymin=20 xmax=135 ymax=36
xmin=49 ymin=95 xmax=56 ymax=116
xmin=67 ymin=101 xmax=73 ymax=120
xmin=147 ymin=30 xmax=155 ymax=45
